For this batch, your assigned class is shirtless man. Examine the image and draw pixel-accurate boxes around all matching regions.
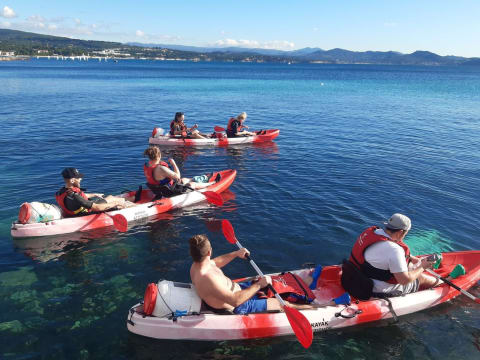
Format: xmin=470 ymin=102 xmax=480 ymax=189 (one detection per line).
xmin=189 ymin=234 xmax=313 ymax=314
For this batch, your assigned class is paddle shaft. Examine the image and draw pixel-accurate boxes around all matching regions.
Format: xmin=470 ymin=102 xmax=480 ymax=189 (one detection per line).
xmin=232 ymin=240 xmax=287 ymax=307
xmin=426 ymin=268 xmax=479 ymax=302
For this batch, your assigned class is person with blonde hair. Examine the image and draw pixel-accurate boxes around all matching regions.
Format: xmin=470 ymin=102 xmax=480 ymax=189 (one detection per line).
xmin=226 ymin=112 xmax=256 ymax=137
xmin=143 ymin=146 xmax=219 ymax=197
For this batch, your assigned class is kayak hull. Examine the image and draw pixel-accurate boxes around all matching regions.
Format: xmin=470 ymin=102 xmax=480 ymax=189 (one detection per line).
xmin=149 ymin=129 xmax=280 ymax=147
xmin=11 ymin=169 xmax=236 ymax=238
xmin=127 ymin=250 xmax=480 ymax=341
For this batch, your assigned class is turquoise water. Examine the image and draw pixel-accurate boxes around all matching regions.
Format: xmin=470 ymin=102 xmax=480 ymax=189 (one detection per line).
xmin=0 ymin=59 xmax=479 ymax=359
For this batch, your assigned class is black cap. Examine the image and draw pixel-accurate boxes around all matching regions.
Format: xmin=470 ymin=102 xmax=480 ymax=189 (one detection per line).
xmin=61 ymin=167 xmax=84 ymax=179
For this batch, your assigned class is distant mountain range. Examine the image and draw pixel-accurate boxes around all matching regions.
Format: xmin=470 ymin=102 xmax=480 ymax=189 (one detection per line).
xmin=126 ymin=42 xmax=324 ymax=57
xmin=1 ymin=28 xmax=479 ymax=66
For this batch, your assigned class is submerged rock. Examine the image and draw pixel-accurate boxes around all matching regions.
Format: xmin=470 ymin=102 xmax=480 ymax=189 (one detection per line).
xmin=0 ymin=320 xmax=25 ymax=333
xmin=0 ymin=266 xmax=38 ymax=288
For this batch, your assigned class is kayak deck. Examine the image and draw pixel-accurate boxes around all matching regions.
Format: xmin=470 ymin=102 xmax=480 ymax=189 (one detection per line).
xmin=149 ymin=129 xmax=280 ymax=146
xmin=11 ymin=169 xmax=236 ymax=238
xmin=127 ymin=250 xmax=480 ymax=341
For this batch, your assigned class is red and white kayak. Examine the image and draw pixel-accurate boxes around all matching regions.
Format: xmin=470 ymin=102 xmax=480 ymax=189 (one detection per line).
xmin=149 ymin=129 xmax=280 ymax=147
xmin=127 ymin=250 xmax=480 ymax=341
xmin=11 ymin=169 xmax=236 ymax=238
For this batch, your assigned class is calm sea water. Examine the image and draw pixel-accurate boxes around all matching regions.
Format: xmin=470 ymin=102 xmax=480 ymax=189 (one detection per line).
xmin=0 ymin=59 xmax=479 ymax=359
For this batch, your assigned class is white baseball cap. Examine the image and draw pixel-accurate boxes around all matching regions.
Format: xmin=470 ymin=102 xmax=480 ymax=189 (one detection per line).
xmin=384 ymin=213 xmax=411 ymax=231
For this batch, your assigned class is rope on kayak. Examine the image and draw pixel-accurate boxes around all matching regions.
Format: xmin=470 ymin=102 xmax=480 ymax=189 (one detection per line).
xmin=156 ymin=284 xmax=175 ymax=319
xmin=372 ymin=293 xmax=399 ymax=323
xmin=334 ymin=305 xmax=362 ymax=319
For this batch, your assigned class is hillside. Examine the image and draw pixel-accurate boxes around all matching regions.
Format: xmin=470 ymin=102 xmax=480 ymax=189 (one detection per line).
xmin=1 ymin=28 xmax=479 ymax=65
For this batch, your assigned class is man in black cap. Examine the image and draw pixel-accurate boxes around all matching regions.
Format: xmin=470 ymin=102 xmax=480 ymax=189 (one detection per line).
xmin=55 ymin=167 xmax=130 ymax=217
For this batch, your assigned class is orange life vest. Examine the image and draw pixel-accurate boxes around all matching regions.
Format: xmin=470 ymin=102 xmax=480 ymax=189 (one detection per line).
xmin=143 ymin=161 xmax=174 ymax=186
xmin=349 ymin=226 xmax=411 ymax=284
xmin=258 ymin=272 xmax=315 ymax=303
xmin=55 ymin=187 xmax=90 ymax=216
xmin=227 ymin=117 xmax=244 ymax=133
xmin=170 ymin=120 xmax=187 ymax=136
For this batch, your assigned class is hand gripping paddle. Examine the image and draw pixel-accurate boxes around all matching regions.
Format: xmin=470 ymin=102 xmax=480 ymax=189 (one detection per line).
xmin=426 ymin=268 xmax=480 ymax=304
xmin=221 ymin=219 xmax=313 ymax=348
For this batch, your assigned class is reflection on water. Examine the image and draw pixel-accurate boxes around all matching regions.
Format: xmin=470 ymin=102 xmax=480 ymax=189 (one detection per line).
xmin=13 ymin=227 xmax=119 ymax=263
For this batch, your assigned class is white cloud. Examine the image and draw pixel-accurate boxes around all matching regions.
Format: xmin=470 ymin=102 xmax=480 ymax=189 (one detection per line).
xmin=136 ymin=30 xmax=145 ymax=37
xmin=214 ymin=38 xmax=295 ymax=50
xmin=48 ymin=24 xmax=57 ymax=30
xmin=1 ymin=21 xmax=11 ymax=27
xmin=1 ymin=6 xmax=17 ymax=18
xmin=27 ymin=15 xmax=46 ymax=22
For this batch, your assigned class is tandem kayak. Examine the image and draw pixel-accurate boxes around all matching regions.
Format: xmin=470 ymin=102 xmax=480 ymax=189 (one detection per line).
xmin=149 ymin=129 xmax=280 ymax=147
xmin=127 ymin=250 xmax=479 ymax=342
xmin=11 ymin=169 xmax=236 ymax=238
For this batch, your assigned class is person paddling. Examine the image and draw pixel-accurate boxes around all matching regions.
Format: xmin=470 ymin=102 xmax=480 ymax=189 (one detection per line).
xmin=55 ymin=167 xmax=132 ymax=217
xmin=189 ymin=234 xmax=314 ymax=314
xmin=143 ymin=147 xmax=218 ymax=195
xmin=226 ymin=112 xmax=256 ymax=138
xmin=344 ymin=213 xmax=440 ymax=298
xmin=170 ymin=112 xmax=207 ymax=139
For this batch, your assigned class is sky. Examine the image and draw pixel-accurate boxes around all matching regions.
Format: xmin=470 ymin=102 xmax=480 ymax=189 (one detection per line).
xmin=1 ymin=1 xmax=479 ymax=57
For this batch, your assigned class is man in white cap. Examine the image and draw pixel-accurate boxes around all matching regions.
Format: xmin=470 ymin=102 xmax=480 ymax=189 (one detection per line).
xmin=347 ymin=213 xmax=438 ymax=297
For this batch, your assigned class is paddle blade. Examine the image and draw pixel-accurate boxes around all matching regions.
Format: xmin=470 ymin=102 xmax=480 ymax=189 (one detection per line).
xmin=284 ymin=306 xmax=313 ymax=349
xmin=203 ymin=191 xmax=223 ymax=206
xmin=221 ymin=219 xmax=237 ymax=244
xmin=111 ymin=214 xmax=128 ymax=232
xmin=214 ymin=126 xmax=225 ymax=132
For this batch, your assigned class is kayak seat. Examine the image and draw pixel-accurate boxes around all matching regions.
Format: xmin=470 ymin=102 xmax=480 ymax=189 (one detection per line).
xmin=200 ymin=301 xmax=234 ymax=315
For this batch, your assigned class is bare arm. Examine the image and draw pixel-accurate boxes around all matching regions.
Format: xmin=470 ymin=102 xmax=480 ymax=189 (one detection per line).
xmin=154 ymin=164 xmax=181 ymax=182
xmin=91 ymin=201 xmax=122 ymax=212
xmin=84 ymin=192 xmax=104 ymax=198
xmin=212 ymin=249 xmax=249 ymax=268
xmin=393 ymin=258 xmax=434 ymax=285
xmin=168 ymin=159 xmax=181 ymax=179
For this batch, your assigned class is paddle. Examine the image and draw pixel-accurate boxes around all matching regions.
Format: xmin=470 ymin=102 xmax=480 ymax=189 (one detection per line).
xmin=105 ymin=213 xmax=128 ymax=232
xmin=425 ymin=268 xmax=480 ymax=304
xmin=202 ymin=191 xmax=223 ymax=206
xmin=214 ymin=126 xmax=225 ymax=132
xmin=148 ymin=190 xmax=223 ymax=207
xmin=221 ymin=219 xmax=313 ymax=348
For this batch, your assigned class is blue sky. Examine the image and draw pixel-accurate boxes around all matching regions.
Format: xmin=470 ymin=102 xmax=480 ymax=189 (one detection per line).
xmin=1 ymin=1 xmax=479 ymax=57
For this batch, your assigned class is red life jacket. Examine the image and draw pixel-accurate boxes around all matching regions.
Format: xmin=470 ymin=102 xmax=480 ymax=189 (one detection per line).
xmin=349 ymin=226 xmax=411 ymax=284
xmin=227 ymin=118 xmax=243 ymax=133
xmin=143 ymin=161 xmax=174 ymax=186
xmin=170 ymin=120 xmax=187 ymax=136
xmin=55 ymin=187 xmax=90 ymax=216
xmin=257 ymin=272 xmax=315 ymax=303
